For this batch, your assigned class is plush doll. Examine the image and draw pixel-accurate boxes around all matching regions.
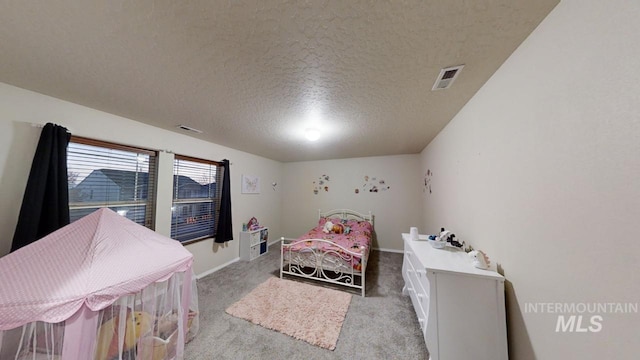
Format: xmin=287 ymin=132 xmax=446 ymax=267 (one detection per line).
xmin=95 ymin=311 xmax=153 ymax=360
xmin=468 ymin=250 xmax=490 ymax=270
xmin=323 ymin=221 xmax=334 ymax=234
xmin=332 ymin=223 xmax=345 ymax=234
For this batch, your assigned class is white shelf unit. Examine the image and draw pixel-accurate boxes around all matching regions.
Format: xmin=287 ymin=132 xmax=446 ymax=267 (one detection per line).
xmin=240 ymin=227 xmax=269 ymax=261
xmin=401 ymin=233 xmax=507 ymax=360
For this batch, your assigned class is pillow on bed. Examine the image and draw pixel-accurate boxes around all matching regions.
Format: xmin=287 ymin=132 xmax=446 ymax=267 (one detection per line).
xmin=346 ymin=219 xmax=373 ymax=232
xmin=318 ymin=217 xmax=343 ymax=227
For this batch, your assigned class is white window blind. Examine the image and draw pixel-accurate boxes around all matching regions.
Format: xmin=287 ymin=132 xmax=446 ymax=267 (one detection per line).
xmin=171 ymin=155 xmax=222 ymax=243
xmin=67 ymin=137 xmax=157 ymax=229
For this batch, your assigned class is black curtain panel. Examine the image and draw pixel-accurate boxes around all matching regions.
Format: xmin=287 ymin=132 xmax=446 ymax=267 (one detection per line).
xmin=215 ymin=159 xmax=233 ymax=243
xmin=11 ymin=123 xmax=71 ymax=252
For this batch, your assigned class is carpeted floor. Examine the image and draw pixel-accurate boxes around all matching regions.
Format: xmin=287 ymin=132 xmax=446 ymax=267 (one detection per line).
xmin=185 ymin=244 xmax=429 ymax=359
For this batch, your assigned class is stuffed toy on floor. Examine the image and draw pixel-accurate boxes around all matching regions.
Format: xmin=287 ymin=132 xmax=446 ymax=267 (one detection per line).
xmin=95 ymin=310 xmax=153 ymax=360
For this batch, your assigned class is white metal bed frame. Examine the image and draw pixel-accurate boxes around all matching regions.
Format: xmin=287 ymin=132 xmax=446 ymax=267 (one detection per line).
xmin=280 ymin=209 xmax=374 ymax=297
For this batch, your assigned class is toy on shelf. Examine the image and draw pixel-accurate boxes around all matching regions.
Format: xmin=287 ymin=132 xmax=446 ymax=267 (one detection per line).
xmin=246 ymin=217 xmax=261 ymax=231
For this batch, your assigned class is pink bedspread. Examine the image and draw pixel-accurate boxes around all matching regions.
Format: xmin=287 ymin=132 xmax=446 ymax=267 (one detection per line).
xmin=289 ymin=217 xmax=373 ymax=270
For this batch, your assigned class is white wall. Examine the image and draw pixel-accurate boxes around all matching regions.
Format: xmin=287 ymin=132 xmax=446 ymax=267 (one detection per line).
xmin=421 ymin=1 xmax=640 ymax=358
xmin=282 ymin=154 xmax=422 ymax=251
xmin=0 ymin=82 xmax=283 ymax=277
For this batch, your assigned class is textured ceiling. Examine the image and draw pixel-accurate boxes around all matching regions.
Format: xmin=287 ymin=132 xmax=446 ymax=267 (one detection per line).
xmin=0 ymin=0 xmax=558 ymax=162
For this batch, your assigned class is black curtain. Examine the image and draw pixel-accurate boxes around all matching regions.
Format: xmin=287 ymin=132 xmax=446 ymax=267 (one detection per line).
xmin=215 ymin=159 xmax=233 ymax=243
xmin=11 ymin=123 xmax=71 ymax=252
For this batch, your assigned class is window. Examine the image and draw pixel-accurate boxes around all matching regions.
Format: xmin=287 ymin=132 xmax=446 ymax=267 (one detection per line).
xmin=171 ymin=155 xmax=223 ymax=244
xmin=67 ymin=137 xmax=157 ymax=228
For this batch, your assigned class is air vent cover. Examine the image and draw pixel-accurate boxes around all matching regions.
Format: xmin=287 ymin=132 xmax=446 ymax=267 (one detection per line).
xmin=176 ymin=125 xmax=203 ymax=133
xmin=432 ymin=65 xmax=464 ymax=91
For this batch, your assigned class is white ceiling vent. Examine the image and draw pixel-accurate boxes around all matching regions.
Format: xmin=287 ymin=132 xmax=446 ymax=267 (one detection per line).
xmin=176 ymin=124 xmax=203 ymax=133
xmin=432 ymin=65 xmax=464 ymax=91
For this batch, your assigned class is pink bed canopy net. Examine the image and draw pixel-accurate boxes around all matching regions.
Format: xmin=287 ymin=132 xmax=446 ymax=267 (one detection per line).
xmin=0 ymin=208 xmax=199 ymax=360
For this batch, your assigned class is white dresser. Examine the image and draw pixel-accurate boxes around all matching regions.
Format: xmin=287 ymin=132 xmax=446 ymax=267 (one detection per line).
xmin=402 ymin=233 xmax=508 ymax=360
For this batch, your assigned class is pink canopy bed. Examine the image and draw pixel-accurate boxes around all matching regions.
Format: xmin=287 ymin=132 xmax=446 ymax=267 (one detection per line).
xmin=0 ymin=208 xmax=199 ymax=360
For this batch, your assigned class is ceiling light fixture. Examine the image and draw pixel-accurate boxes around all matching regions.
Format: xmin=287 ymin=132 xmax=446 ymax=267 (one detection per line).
xmin=305 ymin=128 xmax=321 ymax=141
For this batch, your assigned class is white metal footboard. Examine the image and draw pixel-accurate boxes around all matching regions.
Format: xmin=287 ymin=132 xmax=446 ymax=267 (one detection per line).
xmin=280 ymin=237 xmax=369 ymax=297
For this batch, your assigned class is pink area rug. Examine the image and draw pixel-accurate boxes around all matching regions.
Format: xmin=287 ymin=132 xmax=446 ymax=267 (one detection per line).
xmin=225 ymin=277 xmax=352 ymax=350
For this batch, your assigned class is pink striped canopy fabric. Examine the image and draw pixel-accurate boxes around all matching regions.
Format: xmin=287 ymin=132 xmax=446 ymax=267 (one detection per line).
xmin=0 ymin=208 xmax=193 ymax=330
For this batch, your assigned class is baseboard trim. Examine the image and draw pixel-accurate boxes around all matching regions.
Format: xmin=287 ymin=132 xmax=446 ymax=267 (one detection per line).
xmin=196 ymin=257 xmax=240 ymax=279
xmin=268 ymin=239 xmax=281 ymax=247
xmin=374 ymin=247 xmax=403 ymax=254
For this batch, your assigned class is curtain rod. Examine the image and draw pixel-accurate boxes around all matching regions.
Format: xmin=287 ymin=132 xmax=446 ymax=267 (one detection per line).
xmin=29 ymin=122 xmax=232 ymax=165
xmin=29 ymin=122 xmax=71 ymax=133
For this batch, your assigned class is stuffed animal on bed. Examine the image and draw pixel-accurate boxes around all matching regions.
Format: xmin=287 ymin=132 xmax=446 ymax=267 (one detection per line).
xmin=323 ymin=221 xmax=335 ymax=233
xmin=332 ymin=223 xmax=345 ymax=234
xmin=323 ymin=220 xmax=347 ymax=234
xmin=95 ymin=310 xmax=153 ymax=360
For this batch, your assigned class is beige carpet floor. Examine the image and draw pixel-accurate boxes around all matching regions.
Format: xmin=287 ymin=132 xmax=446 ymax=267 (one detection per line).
xmin=185 ymin=247 xmax=429 ymax=359
xmin=225 ymin=277 xmax=352 ymax=350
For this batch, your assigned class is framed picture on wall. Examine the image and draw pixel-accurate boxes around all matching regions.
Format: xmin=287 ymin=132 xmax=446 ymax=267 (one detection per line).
xmin=241 ymin=175 xmax=260 ymax=194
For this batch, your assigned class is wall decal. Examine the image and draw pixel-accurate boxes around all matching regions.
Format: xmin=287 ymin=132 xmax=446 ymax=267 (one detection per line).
xmin=313 ymin=174 xmax=330 ymax=195
xmin=423 ymin=169 xmax=432 ymax=194
xmin=359 ymin=175 xmax=390 ymax=193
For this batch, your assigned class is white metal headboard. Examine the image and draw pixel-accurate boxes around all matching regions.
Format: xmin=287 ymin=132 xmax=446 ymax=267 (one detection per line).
xmin=318 ymin=209 xmax=374 ymax=227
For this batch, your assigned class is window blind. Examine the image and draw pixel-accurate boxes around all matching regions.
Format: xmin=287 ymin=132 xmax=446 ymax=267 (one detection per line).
xmin=67 ymin=136 xmax=157 ymax=229
xmin=171 ymin=155 xmax=223 ymax=243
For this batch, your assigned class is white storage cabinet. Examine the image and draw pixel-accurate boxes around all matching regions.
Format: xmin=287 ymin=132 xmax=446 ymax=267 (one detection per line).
xmin=240 ymin=227 xmax=269 ymax=261
xmin=402 ymin=233 xmax=508 ymax=360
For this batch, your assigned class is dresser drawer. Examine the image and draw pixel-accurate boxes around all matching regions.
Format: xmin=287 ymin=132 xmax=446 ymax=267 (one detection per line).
xmin=405 ymin=250 xmax=431 ymax=297
xmin=412 ymin=285 xmax=430 ymax=324
xmin=405 ymin=273 xmax=428 ymax=335
xmin=403 ymin=253 xmax=431 ymax=320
